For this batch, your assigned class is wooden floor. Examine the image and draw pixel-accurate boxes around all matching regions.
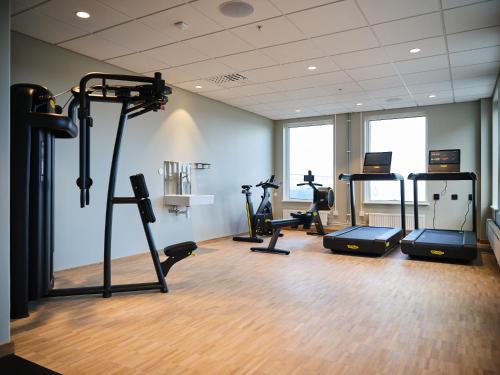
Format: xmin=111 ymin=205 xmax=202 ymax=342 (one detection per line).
xmin=11 ymin=231 xmax=500 ymax=374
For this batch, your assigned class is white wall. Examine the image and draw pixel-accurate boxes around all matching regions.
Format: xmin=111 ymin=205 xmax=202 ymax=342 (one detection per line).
xmin=274 ymin=101 xmax=485 ymax=237
xmin=11 ymin=32 xmax=273 ymax=270
xmin=0 ymin=1 xmax=11 ymax=345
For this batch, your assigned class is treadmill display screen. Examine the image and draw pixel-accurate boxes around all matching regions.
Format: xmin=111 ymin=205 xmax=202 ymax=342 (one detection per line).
xmin=364 ymin=152 xmax=392 ymax=166
xmin=429 ymin=149 xmax=460 ymax=165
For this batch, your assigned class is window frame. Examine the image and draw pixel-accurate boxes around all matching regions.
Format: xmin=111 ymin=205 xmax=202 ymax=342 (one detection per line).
xmin=363 ymin=111 xmax=429 ymax=205
xmin=283 ymin=119 xmax=335 ymax=202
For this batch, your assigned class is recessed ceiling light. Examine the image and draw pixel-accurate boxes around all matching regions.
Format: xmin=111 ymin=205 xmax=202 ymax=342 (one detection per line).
xmin=174 ymin=21 xmax=190 ymax=30
xmin=356 ymin=103 xmax=363 ymax=106
xmin=428 ymin=94 xmax=436 ymax=98
xmin=295 ymin=109 xmax=301 ymax=113
xmin=409 ymin=48 xmax=421 ymax=54
xmin=75 ymin=11 xmax=90 ymax=19
xmin=195 ymin=85 xmax=202 ymax=89
xmin=219 ymin=1 xmax=254 ymax=18
xmin=308 ymin=66 xmax=317 ymax=70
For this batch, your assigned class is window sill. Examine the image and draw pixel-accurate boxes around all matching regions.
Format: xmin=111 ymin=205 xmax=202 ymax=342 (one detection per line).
xmin=363 ymin=201 xmax=430 ymax=206
xmin=282 ymin=199 xmax=312 ymax=204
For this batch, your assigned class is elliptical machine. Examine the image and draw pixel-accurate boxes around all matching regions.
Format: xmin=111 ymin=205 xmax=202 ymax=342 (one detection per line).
xmin=233 ymin=175 xmax=280 ymax=243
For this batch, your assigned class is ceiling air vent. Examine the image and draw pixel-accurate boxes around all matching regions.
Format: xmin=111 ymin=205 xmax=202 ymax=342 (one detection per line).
xmin=207 ymin=73 xmax=248 ymax=85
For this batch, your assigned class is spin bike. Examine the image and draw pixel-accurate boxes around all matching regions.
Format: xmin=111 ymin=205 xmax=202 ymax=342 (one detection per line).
xmin=233 ymin=175 xmax=280 ymax=243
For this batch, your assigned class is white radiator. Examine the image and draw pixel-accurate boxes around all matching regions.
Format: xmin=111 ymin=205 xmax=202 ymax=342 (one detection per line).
xmin=282 ymin=209 xmax=329 ymax=226
xmin=486 ymin=219 xmax=500 ymax=266
xmin=368 ymin=213 xmax=425 ymax=230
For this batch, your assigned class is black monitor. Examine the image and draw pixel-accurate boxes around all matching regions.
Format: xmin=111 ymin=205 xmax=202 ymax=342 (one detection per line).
xmin=428 ymin=149 xmax=460 ymax=172
xmin=363 ymin=152 xmax=392 ymax=173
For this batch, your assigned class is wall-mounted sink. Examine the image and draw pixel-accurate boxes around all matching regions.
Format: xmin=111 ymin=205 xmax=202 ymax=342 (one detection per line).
xmin=164 ymin=194 xmax=214 ymax=207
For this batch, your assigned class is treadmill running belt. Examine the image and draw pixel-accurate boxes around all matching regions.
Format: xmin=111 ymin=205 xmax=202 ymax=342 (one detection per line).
xmin=418 ymin=230 xmax=463 ymax=245
xmin=336 ymin=226 xmax=393 ymax=240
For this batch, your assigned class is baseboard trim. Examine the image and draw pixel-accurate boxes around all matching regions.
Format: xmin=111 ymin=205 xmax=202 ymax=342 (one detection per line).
xmin=0 ymin=341 xmax=15 ymax=358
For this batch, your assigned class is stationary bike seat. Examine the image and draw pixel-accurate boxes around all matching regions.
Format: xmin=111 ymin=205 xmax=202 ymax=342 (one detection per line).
xmin=164 ymin=241 xmax=197 ymax=257
xmin=241 ymin=185 xmax=252 ymax=190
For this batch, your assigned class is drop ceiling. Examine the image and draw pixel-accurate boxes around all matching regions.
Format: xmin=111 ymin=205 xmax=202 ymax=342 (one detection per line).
xmin=11 ymin=0 xmax=500 ymax=120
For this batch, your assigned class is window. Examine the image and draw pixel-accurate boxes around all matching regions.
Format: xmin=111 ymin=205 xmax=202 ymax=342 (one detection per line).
xmin=285 ymin=122 xmax=334 ymax=200
xmin=366 ymin=115 xmax=427 ymax=202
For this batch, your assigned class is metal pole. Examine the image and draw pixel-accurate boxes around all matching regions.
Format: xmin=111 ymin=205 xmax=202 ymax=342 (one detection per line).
xmin=350 ymin=180 xmax=356 ymax=226
xmin=400 ymin=180 xmax=406 ymax=233
xmin=413 ymin=178 xmax=419 ymax=230
xmin=472 ymin=179 xmax=477 ymax=233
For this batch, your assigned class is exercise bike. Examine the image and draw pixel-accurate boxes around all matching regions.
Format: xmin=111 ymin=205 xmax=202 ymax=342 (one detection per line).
xmin=251 ymin=171 xmax=334 ymax=255
xmin=233 ymin=175 xmax=280 ymax=243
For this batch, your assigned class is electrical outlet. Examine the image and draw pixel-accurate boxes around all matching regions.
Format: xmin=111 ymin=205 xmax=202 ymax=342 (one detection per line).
xmin=468 ymin=194 xmax=473 ymax=201
xmin=433 ymin=193 xmax=440 ymax=200
xmin=451 ymin=194 xmax=458 ymax=200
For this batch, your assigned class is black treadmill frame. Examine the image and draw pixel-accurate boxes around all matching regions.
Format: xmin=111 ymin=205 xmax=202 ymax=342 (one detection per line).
xmin=401 ymin=172 xmax=478 ymax=261
xmin=323 ymin=173 xmax=406 ymax=255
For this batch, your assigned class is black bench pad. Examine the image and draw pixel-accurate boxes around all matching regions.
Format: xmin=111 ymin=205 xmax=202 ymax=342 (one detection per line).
xmin=164 ymin=241 xmax=197 ymax=257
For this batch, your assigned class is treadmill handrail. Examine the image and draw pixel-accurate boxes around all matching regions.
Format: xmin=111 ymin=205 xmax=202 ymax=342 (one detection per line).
xmin=339 ymin=173 xmax=404 ymax=181
xmin=408 ymin=172 xmax=477 ymax=181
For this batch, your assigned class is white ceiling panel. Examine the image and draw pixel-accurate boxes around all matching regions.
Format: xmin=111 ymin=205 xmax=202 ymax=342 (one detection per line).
xmin=450 ymin=46 xmax=500 ymax=67
xmin=287 ymin=0 xmax=367 ymax=37
xmin=59 ymin=34 xmax=132 ymax=60
xmin=146 ymin=43 xmax=209 ymax=66
xmin=312 ymin=27 xmax=379 ymax=55
xmin=11 ymin=0 xmax=46 ymax=15
xmin=384 ymin=37 xmax=447 ymax=61
xmin=311 ymin=103 xmax=350 ymax=115
xmin=416 ymin=97 xmax=454 ymax=106
xmin=365 ymin=86 xmax=410 ymax=98
xmin=406 ymin=81 xmax=453 ymax=94
xmin=180 ymin=60 xmax=234 ymax=78
xmin=395 ymin=54 xmax=449 ymax=74
xmin=346 ymin=63 xmax=398 ymax=81
xmin=96 ymin=21 xmax=174 ymax=52
xmin=191 ymin=0 xmax=281 ymax=28
xmin=332 ymin=47 xmax=392 ymax=69
xmin=224 ymin=96 xmax=261 ymax=107
xmin=223 ymin=84 xmax=275 ymax=98
xmin=141 ymin=4 xmax=223 ymax=43
xmin=184 ymin=31 xmax=254 ymax=58
xmin=402 ymin=68 xmax=451 ymax=85
xmin=261 ymin=40 xmax=327 ymax=64
xmin=454 ymin=85 xmax=495 ymax=98
xmin=36 ymin=0 xmax=130 ymax=33
xmin=247 ymin=92 xmax=285 ymax=104
xmin=357 ymin=0 xmax=440 ymax=24
xmin=216 ymin=50 xmax=278 ymax=71
xmin=453 ymin=75 xmax=498 ymax=88
xmin=269 ymin=0 xmax=336 ymax=14
xmin=321 ymin=82 xmax=364 ymax=95
xmin=451 ymin=61 xmax=500 ymax=79
xmin=106 ymin=53 xmax=168 ymax=73
xmin=447 ymin=26 xmax=500 ymax=52
xmin=372 ymin=12 xmax=443 ymax=45
xmin=242 ymin=65 xmax=300 ymax=83
xmin=381 ymin=100 xmax=417 ymax=109
xmin=412 ymin=90 xmax=453 ymax=101
xmin=232 ymin=16 xmax=305 ymax=48
xmin=175 ymin=80 xmax=221 ymax=92
xmin=441 ymin=0 xmax=486 ymax=9
xmin=443 ymin=1 xmax=500 ymax=34
xmin=11 ymin=9 xmax=87 ymax=44
xmin=157 ymin=67 xmax=201 ymax=84
xmin=97 ymin=0 xmax=185 ymax=18
xmin=283 ymin=87 xmax=330 ymax=100
xmin=358 ymin=76 xmax=404 ymax=90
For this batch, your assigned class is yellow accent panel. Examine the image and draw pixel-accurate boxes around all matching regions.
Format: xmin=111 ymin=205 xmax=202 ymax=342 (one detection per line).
xmin=347 ymin=244 xmax=359 ymax=250
xmin=49 ymin=99 xmax=55 ymax=109
xmin=430 ymin=250 xmax=445 ymax=255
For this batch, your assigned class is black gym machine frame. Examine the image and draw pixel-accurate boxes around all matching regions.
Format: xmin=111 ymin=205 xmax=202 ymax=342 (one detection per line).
xmin=10 ymin=73 xmax=196 ymax=319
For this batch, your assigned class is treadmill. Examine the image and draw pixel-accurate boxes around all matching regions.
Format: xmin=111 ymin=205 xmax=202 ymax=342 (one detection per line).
xmin=401 ymin=149 xmax=477 ymax=261
xmin=323 ymin=152 xmax=406 ymax=256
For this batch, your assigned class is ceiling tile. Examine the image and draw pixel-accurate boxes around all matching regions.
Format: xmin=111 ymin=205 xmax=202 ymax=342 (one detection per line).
xmin=451 ymin=62 xmax=500 ymax=80
xmin=406 ymin=81 xmax=452 ymax=94
xmin=311 ymin=103 xmax=350 ymax=115
xmin=96 ymin=21 xmax=174 ymax=52
xmin=358 ymin=76 xmax=404 ymax=90
xmin=59 ymin=34 xmax=132 ymax=60
xmin=444 ymin=1 xmax=500 ymax=34
xmin=157 ymin=67 xmax=201 ymax=84
xmin=11 ymin=9 xmax=87 ymax=44
xmin=146 ymin=43 xmax=209 ymax=66
xmin=454 ymin=96 xmax=481 ymax=103
xmin=242 ymin=65 xmax=299 ymax=83
xmin=268 ymin=71 xmax=352 ymax=91
xmin=269 ymin=0 xmax=335 ymax=14
xmin=412 ymin=90 xmax=453 ymax=101
xmin=447 ymin=26 xmax=500 ymax=52
xmin=416 ymin=97 xmax=454 ymax=106
xmin=384 ymin=36 xmax=447 ymax=61
xmin=191 ymin=0 xmax=281 ymax=28
xmin=106 ymin=53 xmax=168 ymax=73
xmin=332 ymin=47 xmax=391 ymax=69
xmin=184 ymin=31 xmax=254 ymax=58
xmin=441 ymin=0 xmax=486 ymax=9
xmin=402 ymin=68 xmax=451 ymax=85
xmin=284 ymin=87 xmax=330 ymax=100
xmin=141 ymin=4 xmax=223 ymax=43
xmin=231 ymin=17 xmax=305 ymax=48
xmin=180 ymin=60 xmax=234 ymax=78
xmin=223 ymin=84 xmax=275 ymax=97
xmin=224 ymin=96 xmax=262 ymax=107
xmin=381 ymin=100 xmax=417 ymax=109
xmin=365 ymin=86 xmax=410 ymax=98
xmin=11 ymin=0 xmax=46 ymax=15
xmin=357 ymin=0 xmax=440 ymax=24
xmin=454 ymin=85 xmax=495 ymax=98
xmin=346 ymin=64 xmax=397 ymax=81
xmin=36 ymin=0 xmax=131 ymax=33
xmin=248 ymin=92 xmax=286 ymax=104
xmin=372 ymin=12 xmax=443 ymax=45
xmin=321 ymin=82 xmax=364 ymax=95
xmin=312 ymin=27 xmax=379 ymax=55
xmin=395 ymin=54 xmax=449 ymax=74
xmin=261 ymin=40 xmax=327 ymax=64
xmin=453 ymin=75 xmax=498 ymax=88
xmin=450 ymin=46 xmax=500 ymax=67
xmin=97 ymin=0 xmax=186 ymax=18
xmin=287 ymin=0 xmax=367 ymax=37
xmin=216 ymin=50 xmax=278 ymax=71
xmin=175 ymin=80 xmax=221 ymax=93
